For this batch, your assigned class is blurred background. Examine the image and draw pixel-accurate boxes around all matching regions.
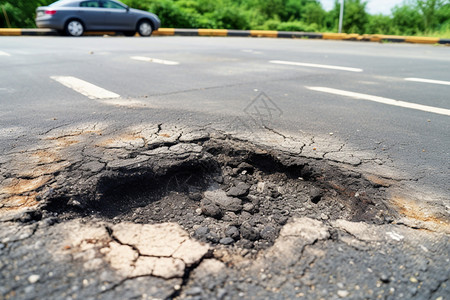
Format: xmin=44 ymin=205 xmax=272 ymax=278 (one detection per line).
xmin=1 ymin=0 xmax=449 ymax=37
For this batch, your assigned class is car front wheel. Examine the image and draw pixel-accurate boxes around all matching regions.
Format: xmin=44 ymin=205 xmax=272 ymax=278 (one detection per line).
xmin=137 ymin=21 xmax=152 ymax=37
xmin=65 ymin=20 xmax=84 ymax=37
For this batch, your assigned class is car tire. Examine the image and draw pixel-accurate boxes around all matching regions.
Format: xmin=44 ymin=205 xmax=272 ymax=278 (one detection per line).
xmin=65 ymin=20 xmax=84 ymax=37
xmin=124 ymin=31 xmax=136 ymax=37
xmin=137 ymin=20 xmax=152 ymax=37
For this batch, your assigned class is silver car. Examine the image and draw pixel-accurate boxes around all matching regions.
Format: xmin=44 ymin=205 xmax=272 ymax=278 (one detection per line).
xmin=36 ymin=0 xmax=160 ymax=37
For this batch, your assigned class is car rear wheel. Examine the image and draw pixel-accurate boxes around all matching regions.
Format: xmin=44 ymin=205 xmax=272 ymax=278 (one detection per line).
xmin=137 ymin=21 xmax=152 ymax=37
xmin=65 ymin=20 xmax=84 ymax=37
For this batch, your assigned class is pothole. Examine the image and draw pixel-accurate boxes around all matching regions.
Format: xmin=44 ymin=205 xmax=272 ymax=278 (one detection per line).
xmin=42 ymin=138 xmax=395 ymax=253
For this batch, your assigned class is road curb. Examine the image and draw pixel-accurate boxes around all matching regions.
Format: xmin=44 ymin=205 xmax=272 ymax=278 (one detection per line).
xmin=0 ymin=28 xmax=448 ymax=44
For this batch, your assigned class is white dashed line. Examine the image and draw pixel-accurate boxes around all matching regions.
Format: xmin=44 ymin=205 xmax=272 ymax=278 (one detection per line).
xmin=130 ymin=56 xmax=179 ymax=65
xmin=306 ymin=86 xmax=450 ymax=116
xmin=405 ymin=77 xmax=450 ymax=86
xmin=270 ymin=60 xmax=363 ymax=72
xmin=99 ymin=98 xmax=146 ymax=108
xmin=0 ymin=51 xmax=11 ymax=56
xmin=51 ymin=76 xmax=120 ymax=100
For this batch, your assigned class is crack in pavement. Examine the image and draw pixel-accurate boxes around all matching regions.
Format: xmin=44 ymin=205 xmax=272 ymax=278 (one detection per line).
xmin=0 ymin=122 xmax=449 ymax=299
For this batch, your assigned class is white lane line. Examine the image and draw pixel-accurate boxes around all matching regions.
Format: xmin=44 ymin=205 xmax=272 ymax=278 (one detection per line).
xmin=405 ymin=77 xmax=450 ymax=86
xmin=131 ymin=56 xmax=179 ymax=65
xmin=270 ymin=60 xmax=363 ymax=72
xmin=0 ymin=51 xmax=11 ymax=56
xmin=51 ymin=76 xmax=120 ymax=100
xmin=306 ymin=86 xmax=450 ymax=116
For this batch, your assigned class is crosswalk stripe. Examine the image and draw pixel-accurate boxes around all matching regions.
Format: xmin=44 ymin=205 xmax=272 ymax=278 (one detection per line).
xmin=306 ymin=86 xmax=450 ymax=116
xmin=51 ymin=76 xmax=120 ymax=100
xmin=270 ymin=60 xmax=363 ymax=72
xmin=131 ymin=56 xmax=179 ymax=65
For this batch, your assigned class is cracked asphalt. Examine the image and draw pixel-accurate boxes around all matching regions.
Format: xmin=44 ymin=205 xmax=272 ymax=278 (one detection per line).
xmin=0 ymin=37 xmax=449 ymax=299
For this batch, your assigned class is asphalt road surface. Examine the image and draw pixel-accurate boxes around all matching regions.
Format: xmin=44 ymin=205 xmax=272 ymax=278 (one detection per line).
xmin=0 ymin=36 xmax=449 ymax=300
xmin=1 ymin=36 xmax=449 ymax=191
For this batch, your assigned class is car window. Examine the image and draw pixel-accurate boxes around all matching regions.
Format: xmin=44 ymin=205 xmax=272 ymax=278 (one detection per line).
xmin=50 ymin=0 xmax=78 ymax=7
xmin=101 ymin=1 xmax=126 ymax=9
xmin=80 ymin=1 xmax=100 ymax=8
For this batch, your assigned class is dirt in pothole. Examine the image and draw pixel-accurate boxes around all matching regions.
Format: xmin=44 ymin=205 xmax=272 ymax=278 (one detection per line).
xmin=42 ymin=139 xmax=395 ymax=254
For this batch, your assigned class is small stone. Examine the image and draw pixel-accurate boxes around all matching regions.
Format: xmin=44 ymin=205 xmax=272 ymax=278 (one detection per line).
xmin=409 ymin=277 xmax=418 ymax=283
xmin=260 ymin=226 xmax=277 ymax=241
xmin=222 ymin=212 xmax=239 ymax=225
xmin=200 ymin=198 xmax=223 ymax=219
xmin=28 ymin=275 xmax=40 ymax=284
xmin=309 ymin=187 xmax=323 ymax=204
xmin=204 ymin=190 xmax=242 ymax=212
xmin=188 ymin=193 xmax=202 ymax=201
xmin=219 ymin=237 xmax=235 ymax=245
xmin=195 ymin=226 xmax=210 ymax=238
xmin=257 ymin=182 xmax=266 ymax=193
xmin=206 ymin=232 xmax=220 ymax=243
xmin=320 ymin=213 xmax=329 ymax=220
xmin=240 ymin=222 xmax=260 ymax=241
xmin=225 ymin=226 xmax=240 ymax=240
xmin=380 ymin=273 xmax=390 ymax=283
xmin=236 ymin=239 xmax=253 ymax=249
xmin=243 ymin=203 xmax=255 ymax=212
xmin=185 ymin=287 xmax=202 ymax=296
xmin=337 ymin=290 xmax=349 ymax=298
xmin=226 ymin=182 xmax=250 ymax=197
xmin=274 ymin=215 xmax=289 ymax=225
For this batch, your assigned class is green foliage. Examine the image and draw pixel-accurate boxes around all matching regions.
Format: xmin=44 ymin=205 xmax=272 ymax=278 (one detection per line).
xmin=2 ymin=0 xmax=450 ymax=37
xmin=327 ymin=0 xmax=368 ymax=34
xmin=301 ymin=3 xmax=326 ymax=26
xmin=0 ymin=0 xmax=53 ymax=28
xmin=391 ymin=3 xmax=424 ymax=35
xmin=366 ymin=14 xmax=393 ymax=34
xmin=276 ymin=21 xmax=319 ymax=32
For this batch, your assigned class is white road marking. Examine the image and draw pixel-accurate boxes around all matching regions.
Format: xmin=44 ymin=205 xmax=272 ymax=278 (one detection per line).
xmin=50 ymin=76 xmax=120 ymax=100
xmin=306 ymin=86 xmax=450 ymax=116
xmin=405 ymin=77 xmax=450 ymax=86
xmin=130 ymin=56 xmax=179 ymax=65
xmin=0 ymin=51 xmax=11 ymax=56
xmin=270 ymin=60 xmax=363 ymax=72
xmin=99 ymin=98 xmax=147 ymax=108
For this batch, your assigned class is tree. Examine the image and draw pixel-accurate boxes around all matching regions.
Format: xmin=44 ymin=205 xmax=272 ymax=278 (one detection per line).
xmin=1 ymin=0 xmax=53 ymax=28
xmin=416 ymin=0 xmax=445 ymax=29
xmin=301 ymin=2 xmax=326 ymax=26
xmin=391 ymin=4 xmax=424 ymax=35
xmin=326 ymin=0 xmax=369 ymax=34
xmin=366 ymin=14 xmax=393 ymax=34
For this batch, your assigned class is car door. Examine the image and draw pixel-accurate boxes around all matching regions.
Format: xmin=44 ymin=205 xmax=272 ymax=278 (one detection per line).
xmin=100 ymin=0 xmax=135 ymax=30
xmin=78 ymin=0 xmax=106 ymax=30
